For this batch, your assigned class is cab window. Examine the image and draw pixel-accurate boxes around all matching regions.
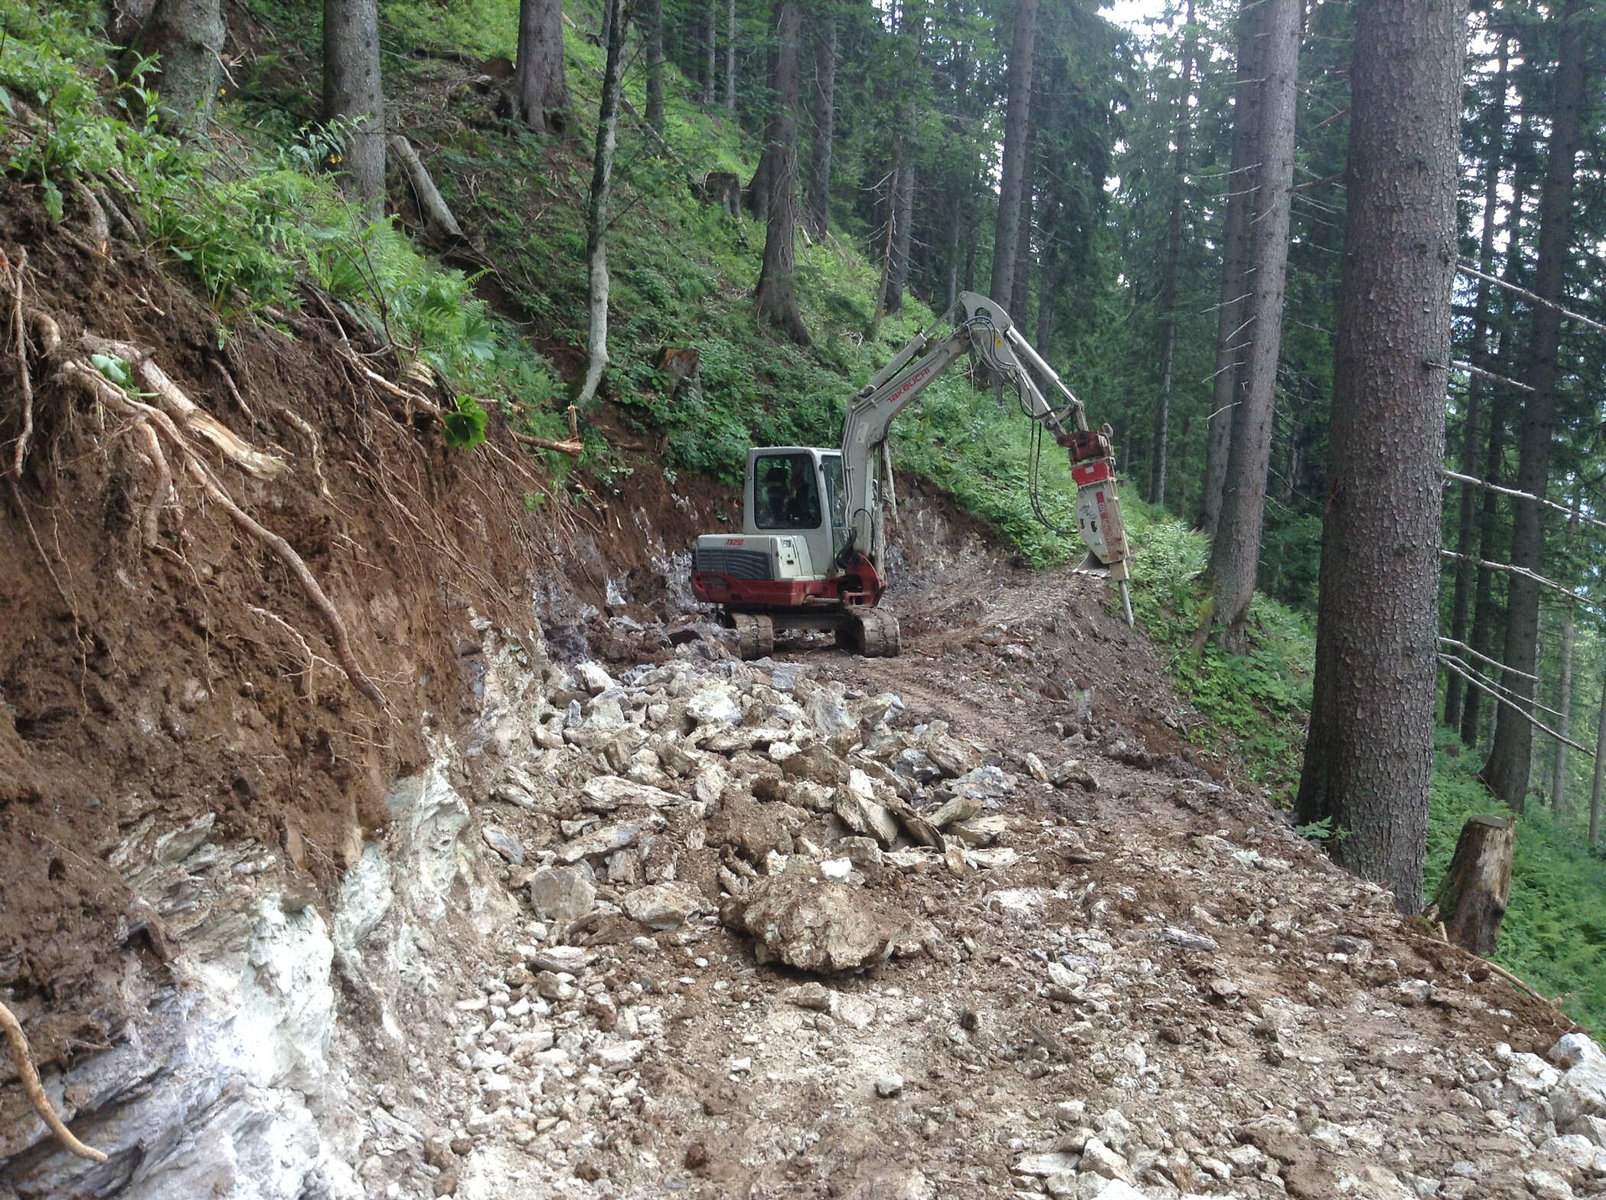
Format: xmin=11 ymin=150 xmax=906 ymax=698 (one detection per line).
xmin=820 ymin=454 xmax=848 ymax=550
xmin=754 ymin=453 xmax=822 ymax=531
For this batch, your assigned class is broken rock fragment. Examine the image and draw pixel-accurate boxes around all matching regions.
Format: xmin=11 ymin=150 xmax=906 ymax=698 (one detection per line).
xmin=528 ymin=866 xmax=597 ymax=922
xmin=722 ymin=874 xmax=899 ymax=973
xmin=621 ymin=882 xmax=702 ymax=930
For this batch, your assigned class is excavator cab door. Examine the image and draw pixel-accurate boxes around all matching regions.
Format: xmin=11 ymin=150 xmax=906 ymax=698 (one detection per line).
xmin=744 ymin=448 xmax=839 ymax=579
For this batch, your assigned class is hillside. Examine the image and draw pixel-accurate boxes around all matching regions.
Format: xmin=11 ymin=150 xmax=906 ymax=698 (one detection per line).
xmin=3 ymin=3 xmax=1606 ymax=1200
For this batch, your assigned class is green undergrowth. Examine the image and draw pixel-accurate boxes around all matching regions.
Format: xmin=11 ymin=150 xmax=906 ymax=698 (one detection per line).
xmin=0 ymin=0 xmax=569 ymax=450
xmin=1427 ymin=742 xmax=1606 ymax=1031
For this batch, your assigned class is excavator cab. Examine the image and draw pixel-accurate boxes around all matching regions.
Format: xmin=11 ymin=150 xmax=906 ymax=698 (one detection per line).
xmin=691 ymin=446 xmax=894 ymax=658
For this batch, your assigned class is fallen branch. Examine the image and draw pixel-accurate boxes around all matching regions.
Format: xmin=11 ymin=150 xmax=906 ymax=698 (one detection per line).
xmin=509 ymin=430 xmax=584 ymax=457
xmin=0 ymin=1000 xmax=108 ymax=1163
xmin=1484 ymin=958 xmax=1560 ymax=1010
xmin=388 ymin=135 xmax=464 ymax=240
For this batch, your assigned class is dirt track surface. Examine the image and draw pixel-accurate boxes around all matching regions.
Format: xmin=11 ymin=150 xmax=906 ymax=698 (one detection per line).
xmin=1 ymin=192 xmax=1598 ymax=1200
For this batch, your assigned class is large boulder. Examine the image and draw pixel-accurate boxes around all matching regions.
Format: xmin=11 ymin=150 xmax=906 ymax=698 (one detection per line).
xmin=722 ymin=874 xmax=898 ymax=973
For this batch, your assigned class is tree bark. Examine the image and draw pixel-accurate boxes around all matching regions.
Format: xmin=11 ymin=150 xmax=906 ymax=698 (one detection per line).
xmin=645 ymin=0 xmax=666 ymax=138
xmin=1150 ymin=0 xmax=1196 ymax=511
xmin=1294 ymin=0 xmax=1466 ymax=913
xmin=1591 ymin=666 xmax=1606 ymax=845
xmin=514 ymin=0 xmax=569 ymax=136
xmin=1550 ymin=493 xmax=1581 ymax=816
xmin=989 ymin=0 xmax=1038 ymax=309
xmin=725 ymin=0 xmax=738 ymax=114
xmin=1482 ymin=0 xmax=1590 ymax=812
xmin=804 ymin=13 xmax=837 ymax=239
xmin=885 ymin=157 xmax=915 ymax=317
xmin=128 ymin=0 xmax=225 ymax=138
xmin=1444 ymin=33 xmax=1509 ymax=736
xmin=1431 ymin=816 xmax=1515 ymax=955
xmin=703 ymin=0 xmax=718 ymax=104
xmin=1009 ymin=110 xmax=1036 ymax=320
xmin=1206 ymin=0 xmax=1300 ymax=648
xmin=754 ymin=0 xmax=811 ymax=345
xmin=577 ymin=0 xmax=629 ymax=405
xmin=1464 ymin=136 xmax=1533 ymax=747
xmin=1199 ymin=0 xmax=1264 ymax=538
xmin=322 ymin=0 xmax=385 ymax=221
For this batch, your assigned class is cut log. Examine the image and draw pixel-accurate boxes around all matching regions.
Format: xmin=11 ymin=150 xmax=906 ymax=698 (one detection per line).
xmin=387 ymin=135 xmax=464 ymax=240
xmin=1431 ymin=815 xmax=1515 ymax=955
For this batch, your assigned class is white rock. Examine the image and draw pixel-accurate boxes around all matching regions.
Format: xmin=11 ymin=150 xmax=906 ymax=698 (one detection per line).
xmin=820 ymin=858 xmax=854 ymax=882
xmin=1016 ymin=1152 xmax=1080 ymax=1177
xmin=528 ymin=867 xmax=597 ymax=922
xmin=875 ymin=1074 xmax=904 ymax=1098
xmin=1508 ymin=1051 xmax=1562 ymax=1096
xmin=576 ymin=662 xmax=616 ymax=695
xmin=621 ymin=883 xmax=701 ymax=930
xmin=1080 ymin=1138 xmax=1133 ymax=1182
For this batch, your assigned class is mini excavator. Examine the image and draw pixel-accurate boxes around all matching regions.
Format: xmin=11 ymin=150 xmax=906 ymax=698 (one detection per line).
xmin=689 ymin=292 xmax=1132 ymax=659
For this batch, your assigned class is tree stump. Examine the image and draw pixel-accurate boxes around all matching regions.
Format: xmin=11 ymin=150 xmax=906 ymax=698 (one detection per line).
xmin=1431 ymin=815 xmax=1515 ymax=955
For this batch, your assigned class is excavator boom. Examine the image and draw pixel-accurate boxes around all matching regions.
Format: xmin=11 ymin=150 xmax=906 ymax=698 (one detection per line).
xmin=689 ymin=292 xmax=1133 ymax=657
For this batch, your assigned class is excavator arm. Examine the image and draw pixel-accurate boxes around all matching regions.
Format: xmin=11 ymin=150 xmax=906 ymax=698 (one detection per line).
xmin=838 ymin=291 xmax=1133 ymax=624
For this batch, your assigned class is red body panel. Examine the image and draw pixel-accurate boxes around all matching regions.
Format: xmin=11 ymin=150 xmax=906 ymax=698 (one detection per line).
xmin=692 ymin=552 xmax=884 ymax=612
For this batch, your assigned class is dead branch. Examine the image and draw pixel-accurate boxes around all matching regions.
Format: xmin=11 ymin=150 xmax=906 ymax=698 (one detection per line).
xmin=79 ymin=335 xmax=286 ymax=480
xmin=509 ymin=430 xmax=585 ymax=457
xmin=1443 ymin=469 xmax=1606 ymax=534
xmin=387 ymin=135 xmax=465 ymax=239
xmin=0 ymin=1000 xmax=108 ymax=1162
xmin=132 ymin=419 xmax=173 ymax=547
xmin=1457 ymin=261 xmax=1606 ymax=337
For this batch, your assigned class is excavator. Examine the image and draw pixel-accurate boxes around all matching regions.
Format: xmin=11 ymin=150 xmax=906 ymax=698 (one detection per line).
xmin=689 ymin=292 xmax=1132 ymax=659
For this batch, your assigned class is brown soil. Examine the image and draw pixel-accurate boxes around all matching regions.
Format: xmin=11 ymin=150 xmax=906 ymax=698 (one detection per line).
xmin=0 ymin=186 xmax=730 ymax=1067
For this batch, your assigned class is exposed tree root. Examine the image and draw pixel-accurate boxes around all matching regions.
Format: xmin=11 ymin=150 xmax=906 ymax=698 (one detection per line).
xmin=509 ymin=430 xmax=585 ymax=457
xmin=8 ymin=249 xmax=33 ymax=479
xmin=132 ymin=418 xmax=173 ymax=548
xmin=0 ymin=1000 xmax=108 ymax=1163
xmin=70 ymin=181 xmax=111 ymax=258
xmin=60 ymin=348 xmax=389 ymax=712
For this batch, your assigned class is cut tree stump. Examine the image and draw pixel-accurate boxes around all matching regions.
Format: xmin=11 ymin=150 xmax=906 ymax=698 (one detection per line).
xmin=1431 ymin=815 xmax=1515 ymax=955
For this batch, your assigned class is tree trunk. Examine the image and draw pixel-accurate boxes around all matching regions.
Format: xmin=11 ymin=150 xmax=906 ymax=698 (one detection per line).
xmin=1444 ymin=33 xmax=1508 ymax=736
xmin=754 ymin=0 xmax=811 ymax=345
xmin=645 ymin=0 xmax=666 ymax=138
xmin=725 ymin=0 xmax=738 ymax=114
xmin=1482 ymin=0 xmax=1589 ymax=812
xmin=1464 ymin=138 xmax=1533 ymax=747
xmin=1199 ymin=0 xmax=1264 ymax=538
xmin=989 ymin=0 xmax=1038 ymax=309
xmin=577 ymin=0 xmax=629 ymax=405
xmin=128 ymin=0 xmax=225 ymax=138
xmin=886 ymin=158 xmax=915 ymax=317
xmin=514 ymin=0 xmax=569 ymax=135
xmin=1550 ymin=492 xmax=1581 ymax=816
xmin=804 ymin=14 xmax=837 ymax=239
xmin=1294 ymin=0 xmax=1466 ymax=913
xmin=1206 ymin=0 xmax=1300 ymax=649
xmin=1431 ymin=816 xmax=1515 ymax=955
xmin=1591 ymin=667 xmax=1606 ymax=845
xmin=1151 ymin=0 xmax=1196 ymax=511
xmin=703 ymin=0 xmax=717 ymax=104
xmin=1009 ymin=111 xmax=1036 ymax=320
xmin=322 ymin=0 xmax=385 ymax=221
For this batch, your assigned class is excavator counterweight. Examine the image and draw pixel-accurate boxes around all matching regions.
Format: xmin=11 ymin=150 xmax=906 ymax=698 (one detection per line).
xmin=689 ymin=293 xmax=1133 ymax=656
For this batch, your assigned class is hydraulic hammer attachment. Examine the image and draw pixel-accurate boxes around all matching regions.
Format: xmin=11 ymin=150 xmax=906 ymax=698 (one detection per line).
xmin=1063 ymin=429 xmax=1134 ymax=627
